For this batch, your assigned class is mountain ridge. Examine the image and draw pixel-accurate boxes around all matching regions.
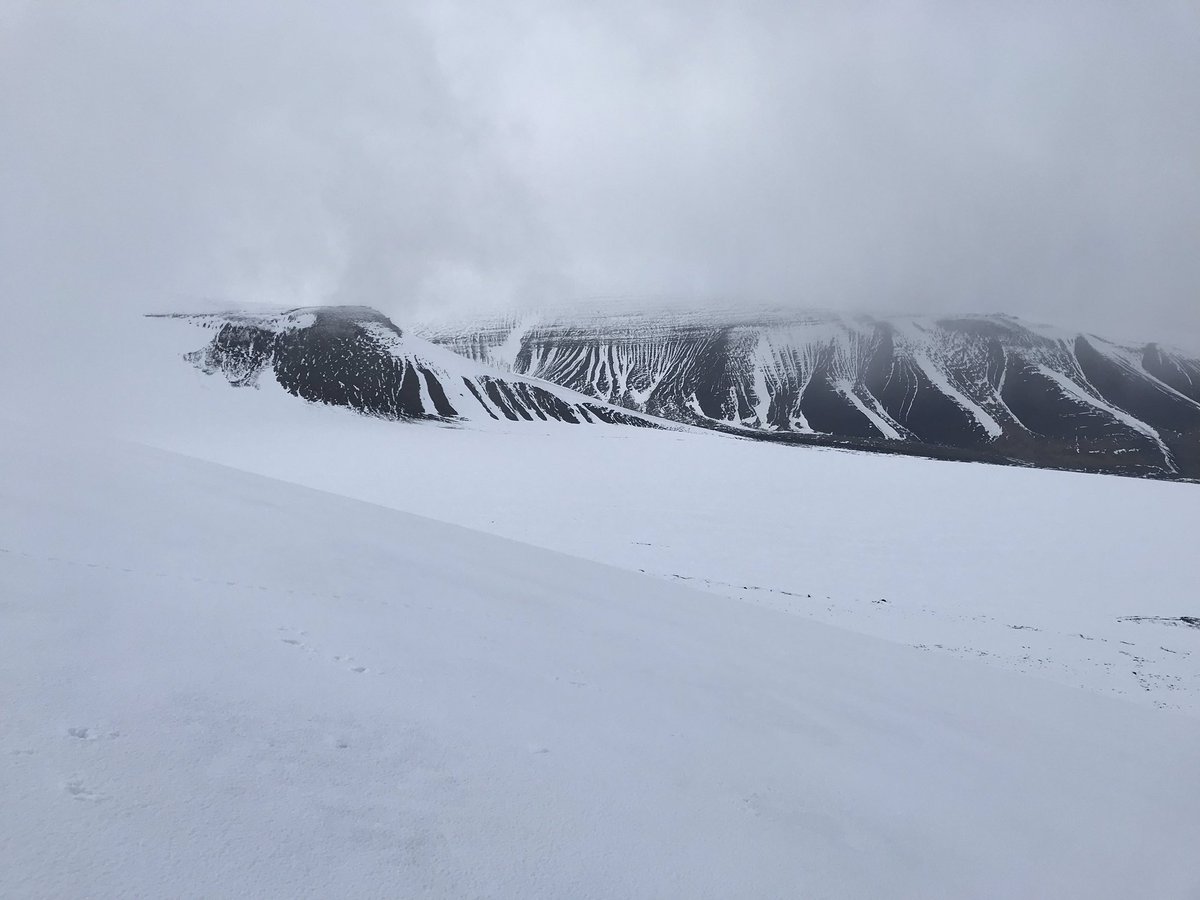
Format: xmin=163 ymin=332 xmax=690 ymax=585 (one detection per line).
xmin=151 ymin=305 xmax=1200 ymax=479
xmin=417 ymin=309 xmax=1200 ymax=479
xmin=153 ymin=306 xmax=664 ymax=430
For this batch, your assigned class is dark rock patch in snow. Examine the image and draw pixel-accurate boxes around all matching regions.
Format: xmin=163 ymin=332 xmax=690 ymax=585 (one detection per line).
xmin=153 ymin=307 xmax=663 ymax=431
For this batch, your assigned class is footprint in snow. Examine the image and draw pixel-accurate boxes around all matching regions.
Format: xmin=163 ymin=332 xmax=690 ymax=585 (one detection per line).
xmin=66 ymin=727 xmax=119 ymax=741
xmin=64 ymin=778 xmax=105 ymax=802
xmin=279 ymin=629 xmax=373 ymax=674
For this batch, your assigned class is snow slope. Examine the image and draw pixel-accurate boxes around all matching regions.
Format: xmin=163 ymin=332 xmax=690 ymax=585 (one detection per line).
xmin=4 ymin=427 xmax=1200 ymax=898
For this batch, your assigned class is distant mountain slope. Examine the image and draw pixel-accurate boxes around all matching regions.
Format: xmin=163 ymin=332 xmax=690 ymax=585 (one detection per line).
xmin=154 ymin=306 xmax=660 ymax=428
xmin=420 ymin=310 xmax=1200 ymax=478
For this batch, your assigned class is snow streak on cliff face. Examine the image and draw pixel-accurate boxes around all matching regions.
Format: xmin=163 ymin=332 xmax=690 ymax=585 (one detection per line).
xmin=158 ymin=307 xmax=660 ymax=429
xmin=420 ymin=311 xmax=1200 ymax=478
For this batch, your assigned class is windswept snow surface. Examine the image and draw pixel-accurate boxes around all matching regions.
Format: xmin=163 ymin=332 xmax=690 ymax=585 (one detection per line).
xmin=3 ymin=427 xmax=1200 ymax=899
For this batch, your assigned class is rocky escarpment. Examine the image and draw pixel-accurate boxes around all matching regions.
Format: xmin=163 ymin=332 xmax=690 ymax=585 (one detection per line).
xmin=420 ymin=310 xmax=1200 ymax=479
xmin=155 ymin=306 xmax=660 ymax=428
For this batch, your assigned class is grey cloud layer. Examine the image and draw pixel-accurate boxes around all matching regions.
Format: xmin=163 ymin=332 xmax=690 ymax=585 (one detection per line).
xmin=3 ymin=0 xmax=1198 ymax=346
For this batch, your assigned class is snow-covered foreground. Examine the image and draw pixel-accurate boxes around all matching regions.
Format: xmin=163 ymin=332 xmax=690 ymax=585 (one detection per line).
xmin=130 ymin=315 xmax=1200 ymax=718
xmin=4 ymin=427 xmax=1200 ymax=898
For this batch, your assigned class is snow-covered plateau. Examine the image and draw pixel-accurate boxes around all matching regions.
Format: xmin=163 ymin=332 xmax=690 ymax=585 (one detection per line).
xmin=2 ymin=311 xmax=1198 ymax=897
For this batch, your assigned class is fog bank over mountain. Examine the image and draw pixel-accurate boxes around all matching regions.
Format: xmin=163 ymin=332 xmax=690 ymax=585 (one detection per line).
xmin=4 ymin=0 xmax=1199 ymax=392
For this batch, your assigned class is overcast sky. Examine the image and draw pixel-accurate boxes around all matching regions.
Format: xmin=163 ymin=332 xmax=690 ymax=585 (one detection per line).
xmin=3 ymin=0 xmax=1199 ymax=347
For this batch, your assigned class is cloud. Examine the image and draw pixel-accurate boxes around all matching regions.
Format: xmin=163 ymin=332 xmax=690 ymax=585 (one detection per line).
xmin=2 ymin=0 xmax=1198 ymax=348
